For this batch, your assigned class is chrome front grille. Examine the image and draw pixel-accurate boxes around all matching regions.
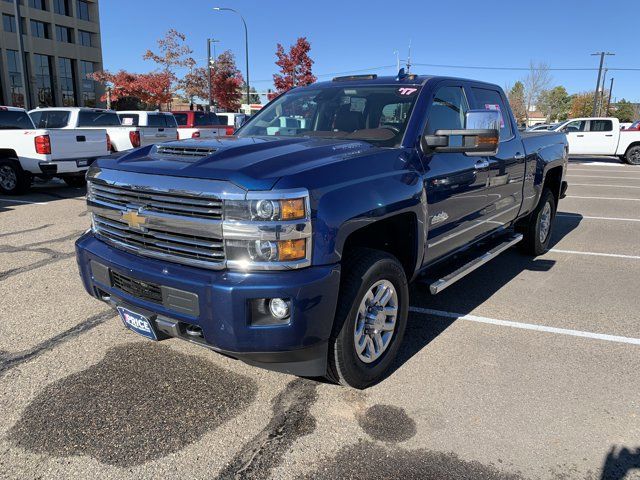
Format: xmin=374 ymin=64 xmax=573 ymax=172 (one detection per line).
xmin=86 ymin=167 xmax=245 ymax=270
xmin=89 ymin=182 xmax=223 ymax=220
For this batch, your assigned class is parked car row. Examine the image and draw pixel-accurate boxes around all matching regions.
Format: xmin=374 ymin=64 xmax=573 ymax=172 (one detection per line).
xmin=0 ymin=106 xmax=248 ymax=194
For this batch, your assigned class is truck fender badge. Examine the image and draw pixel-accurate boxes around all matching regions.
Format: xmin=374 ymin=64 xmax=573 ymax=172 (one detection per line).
xmin=431 ymin=211 xmax=449 ymax=225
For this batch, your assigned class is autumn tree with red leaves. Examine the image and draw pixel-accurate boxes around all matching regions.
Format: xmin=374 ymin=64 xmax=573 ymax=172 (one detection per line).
xmin=90 ymin=70 xmax=172 ymax=108
xmin=179 ymin=51 xmax=244 ymax=111
xmin=270 ymin=37 xmax=316 ymax=100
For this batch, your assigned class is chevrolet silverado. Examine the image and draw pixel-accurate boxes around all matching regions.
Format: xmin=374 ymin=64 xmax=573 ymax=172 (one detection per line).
xmin=76 ymin=72 xmax=568 ymax=388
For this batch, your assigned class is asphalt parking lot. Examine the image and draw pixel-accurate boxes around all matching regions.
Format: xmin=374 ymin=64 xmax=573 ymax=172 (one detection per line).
xmin=1 ymin=156 xmax=639 ymax=480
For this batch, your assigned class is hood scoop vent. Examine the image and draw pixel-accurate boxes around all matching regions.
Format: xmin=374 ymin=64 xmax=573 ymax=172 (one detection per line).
xmin=155 ymin=145 xmax=217 ymax=161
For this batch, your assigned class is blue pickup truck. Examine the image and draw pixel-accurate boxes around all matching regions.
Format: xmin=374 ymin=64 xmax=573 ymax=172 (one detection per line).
xmin=76 ymin=72 xmax=568 ymax=388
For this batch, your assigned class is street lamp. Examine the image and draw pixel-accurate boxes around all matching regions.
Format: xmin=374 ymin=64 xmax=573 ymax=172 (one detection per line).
xmin=213 ymin=7 xmax=250 ymax=110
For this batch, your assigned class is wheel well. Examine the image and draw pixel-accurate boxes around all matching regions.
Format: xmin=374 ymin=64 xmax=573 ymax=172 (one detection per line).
xmin=544 ymin=166 xmax=563 ymax=205
xmin=624 ymin=142 xmax=640 ymax=156
xmin=342 ymin=213 xmax=418 ymax=278
xmin=0 ymin=149 xmax=19 ymax=161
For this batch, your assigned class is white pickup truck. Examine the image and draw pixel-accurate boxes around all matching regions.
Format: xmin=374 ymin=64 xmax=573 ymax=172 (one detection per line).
xmin=29 ymin=107 xmax=142 ymax=153
xmin=551 ymin=117 xmax=640 ymax=165
xmin=117 ymin=111 xmax=179 ymax=147
xmin=0 ymin=106 xmax=108 ymax=194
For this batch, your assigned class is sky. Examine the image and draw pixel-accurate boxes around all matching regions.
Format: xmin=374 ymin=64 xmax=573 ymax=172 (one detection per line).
xmin=99 ymin=0 xmax=640 ymax=103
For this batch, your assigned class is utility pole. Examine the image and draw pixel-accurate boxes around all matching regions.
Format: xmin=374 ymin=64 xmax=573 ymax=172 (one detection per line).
xmin=606 ymin=77 xmax=614 ymax=116
xmin=207 ymin=38 xmax=219 ymax=111
xmin=600 ymin=68 xmax=608 ymax=116
xmin=591 ymin=52 xmax=614 ymax=117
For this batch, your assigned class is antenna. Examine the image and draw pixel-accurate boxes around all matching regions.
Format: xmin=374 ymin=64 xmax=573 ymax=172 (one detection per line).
xmin=406 ymin=39 xmax=412 ymax=73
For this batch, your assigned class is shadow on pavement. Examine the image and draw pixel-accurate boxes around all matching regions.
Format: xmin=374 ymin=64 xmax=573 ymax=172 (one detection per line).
xmin=601 ymin=446 xmax=640 ymax=480
xmin=0 ymin=179 xmax=86 ymax=213
xmin=391 ymin=212 xmax=583 ymax=377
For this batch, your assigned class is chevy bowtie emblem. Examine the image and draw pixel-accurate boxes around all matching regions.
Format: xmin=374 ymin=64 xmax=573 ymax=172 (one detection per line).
xmin=121 ymin=209 xmax=147 ymax=230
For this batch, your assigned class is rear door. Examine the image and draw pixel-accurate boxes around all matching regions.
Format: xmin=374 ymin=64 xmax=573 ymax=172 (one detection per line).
xmin=585 ymin=119 xmax=617 ymax=154
xmin=469 ymin=86 xmax=525 ymax=227
xmin=145 ymin=113 xmax=170 ymax=146
xmin=561 ymin=120 xmax=589 ymax=154
xmin=420 ymin=83 xmax=491 ymax=264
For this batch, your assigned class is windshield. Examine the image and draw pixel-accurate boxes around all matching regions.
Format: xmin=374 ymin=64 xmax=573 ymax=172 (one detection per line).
xmin=238 ymin=84 xmax=422 ymax=146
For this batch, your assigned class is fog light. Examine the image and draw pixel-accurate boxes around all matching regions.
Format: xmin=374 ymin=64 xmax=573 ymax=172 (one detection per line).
xmin=269 ymin=298 xmax=290 ymax=319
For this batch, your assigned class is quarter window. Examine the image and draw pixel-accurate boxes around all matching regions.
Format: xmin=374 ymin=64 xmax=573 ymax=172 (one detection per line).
xmin=426 ymin=86 xmax=469 ymax=134
xmin=471 ymin=87 xmax=513 ymax=139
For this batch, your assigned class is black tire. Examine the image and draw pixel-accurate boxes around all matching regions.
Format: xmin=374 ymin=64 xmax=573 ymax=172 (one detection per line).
xmin=63 ymin=176 xmax=87 ymax=188
xmin=625 ymin=146 xmax=640 ymax=165
xmin=519 ymin=188 xmax=556 ymax=256
xmin=0 ymin=159 xmax=30 ymax=195
xmin=326 ymin=249 xmax=409 ymax=389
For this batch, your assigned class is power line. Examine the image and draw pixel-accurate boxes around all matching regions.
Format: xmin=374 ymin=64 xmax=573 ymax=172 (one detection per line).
xmin=413 ymin=62 xmax=640 ymax=71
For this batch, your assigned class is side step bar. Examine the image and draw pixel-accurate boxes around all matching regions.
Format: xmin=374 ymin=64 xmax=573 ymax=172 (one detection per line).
xmin=429 ymin=233 xmax=523 ymax=294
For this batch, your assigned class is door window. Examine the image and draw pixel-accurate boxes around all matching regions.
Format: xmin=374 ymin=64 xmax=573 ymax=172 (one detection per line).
xmin=426 ymin=86 xmax=469 ymax=134
xmin=471 ymin=87 xmax=512 ymax=139
xmin=563 ymin=120 xmax=586 ymax=132
xmin=589 ymin=120 xmax=613 ymax=132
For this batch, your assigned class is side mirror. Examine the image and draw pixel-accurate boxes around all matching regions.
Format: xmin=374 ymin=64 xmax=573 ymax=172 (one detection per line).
xmin=422 ymin=109 xmax=500 ymax=156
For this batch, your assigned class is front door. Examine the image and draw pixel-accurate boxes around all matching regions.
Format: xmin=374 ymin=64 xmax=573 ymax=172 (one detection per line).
xmin=469 ymin=86 xmax=525 ymax=227
xmin=420 ymin=84 xmax=492 ymax=264
xmin=563 ymin=119 xmax=589 ymax=154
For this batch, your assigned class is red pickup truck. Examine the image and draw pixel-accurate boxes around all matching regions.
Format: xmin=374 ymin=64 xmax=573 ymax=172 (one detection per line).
xmin=171 ymin=111 xmax=233 ymax=139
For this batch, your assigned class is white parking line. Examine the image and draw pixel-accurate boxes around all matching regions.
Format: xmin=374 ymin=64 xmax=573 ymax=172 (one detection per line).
xmin=567 ymin=175 xmax=640 ymax=180
xmin=549 ymin=249 xmax=640 ymax=260
xmin=409 ymin=306 xmax=640 ymax=346
xmin=571 ymin=183 xmax=640 ymax=189
xmin=0 ymin=198 xmax=48 ymax=205
xmin=557 ymin=213 xmax=640 ymax=222
xmin=567 ymin=196 xmax=640 ymax=202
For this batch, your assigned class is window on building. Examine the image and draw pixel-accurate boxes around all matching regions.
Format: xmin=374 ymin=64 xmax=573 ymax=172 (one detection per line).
xmin=6 ymin=50 xmax=26 ymax=107
xmin=78 ymin=29 xmax=92 ymax=46
xmin=30 ymin=19 xmax=50 ymax=38
xmin=55 ymin=24 xmax=73 ymax=42
xmin=58 ymin=57 xmax=76 ymax=106
xmin=80 ymin=60 xmax=96 ymax=107
xmin=28 ymin=0 xmax=47 ymax=10
xmin=53 ymin=0 xmax=69 ymax=15
xmin=77 ymin=0 xmax=90 ymax=20
xmin=33 ymin=54 xmax=54 ymax=106
xmin=2 ymin=13 xmax=15 ymax=32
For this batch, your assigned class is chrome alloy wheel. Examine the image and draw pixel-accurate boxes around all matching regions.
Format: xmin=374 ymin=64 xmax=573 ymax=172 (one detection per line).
xmin=354 ymin=279 xmax=398 ymax=364
xmin=539 ymin=201 xmax=552 ymax=244
xmin=0 ymin=165 xmax=17 ymax=191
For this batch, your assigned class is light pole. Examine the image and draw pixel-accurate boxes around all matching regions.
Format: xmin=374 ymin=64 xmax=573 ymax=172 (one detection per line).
xmin=213 ymin=7 xmax=250 ymax=109
xmin=606 ymin=77 xmax=614 ymax=116
xmin=207 ymin=38 xmax=219 ymax=111
xmin=591 ymin=52 xmax=614 ymax=117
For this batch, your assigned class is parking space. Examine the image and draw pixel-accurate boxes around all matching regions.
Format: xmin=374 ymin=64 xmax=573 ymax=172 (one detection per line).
xmin=1 ymin=158 xmax=639 ymax=479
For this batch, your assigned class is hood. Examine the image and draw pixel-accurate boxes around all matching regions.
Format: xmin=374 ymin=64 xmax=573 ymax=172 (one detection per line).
xmin=96 ymin=136 xmax=377 ymax=191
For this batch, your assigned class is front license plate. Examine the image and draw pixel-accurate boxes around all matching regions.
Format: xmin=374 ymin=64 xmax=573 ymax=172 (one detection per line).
xmin=76 ymin=159 xmax=89 ymax=167
xmin=117 ymin=306 xmax=157 ymax=340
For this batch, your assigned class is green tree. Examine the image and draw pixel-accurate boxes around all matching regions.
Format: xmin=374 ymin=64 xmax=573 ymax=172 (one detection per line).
xmin=538 ymin=86 xmax=571 ymax=122
xmin=507 ymin=81 xmax=527 ymax=125
xmin=612 ymin=99 xmax=636 ymax=122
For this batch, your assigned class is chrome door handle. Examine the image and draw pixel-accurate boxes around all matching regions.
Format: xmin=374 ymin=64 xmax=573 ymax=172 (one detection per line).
xmin=474 ymin=160 xmax=490 ymax=169
xmin=577 ymin=134 xmax=584 ymax=137
xmin=605 ymin=134 xmax=613 ymax=137
xmin=514 ymin=152 xmax=525 ymax=160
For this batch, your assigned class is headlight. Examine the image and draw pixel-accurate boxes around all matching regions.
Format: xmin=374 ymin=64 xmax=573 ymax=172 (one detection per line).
xmin=223 ymin=190 xmax=311 ymax=270
xmin=225 ymin=198 xmax=306 ymax=221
